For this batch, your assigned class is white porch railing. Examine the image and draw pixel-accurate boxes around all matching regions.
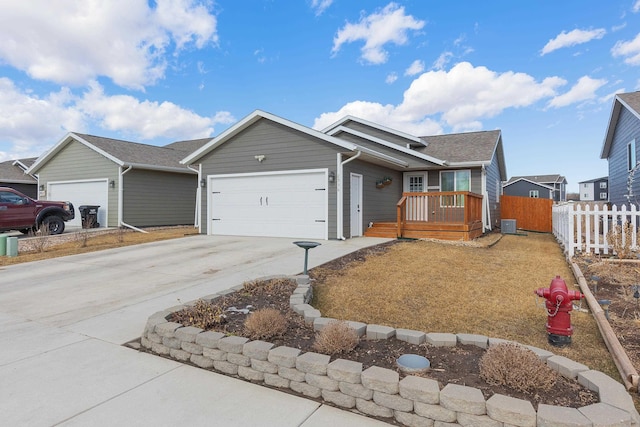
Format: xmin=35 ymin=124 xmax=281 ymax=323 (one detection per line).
xmin=552 ymin=203 xmax=639 ymax=257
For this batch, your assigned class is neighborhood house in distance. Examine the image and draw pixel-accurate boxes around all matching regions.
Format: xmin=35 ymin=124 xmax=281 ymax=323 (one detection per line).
xmin=502 ymin=174 xmax=568 ymax=202
xmin=578 ymin=177 xmax=609 ymax=202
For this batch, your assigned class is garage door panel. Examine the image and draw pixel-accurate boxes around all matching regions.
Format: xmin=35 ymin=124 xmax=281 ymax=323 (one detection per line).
xmin=209 ymin=171 xmax=327 ymax=239
xmin=48 ymin=181 xmax=108 ymax=228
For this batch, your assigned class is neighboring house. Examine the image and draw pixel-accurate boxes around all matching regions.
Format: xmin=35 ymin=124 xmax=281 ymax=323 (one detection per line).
xmin=503 ymin=174 xmax=567 ymax=202
xmin=181 ymin=110 xmax=507 ymax=241
xmin=502 ymin=177 xmax=554 ymax=199
xmin=578 ymin=177 xmax=609 ymax=202
xmin=600 ymin=91 xmax=640 ymax=207
xmin=27 ymin=134 xmax=209 ymax=229
xmin=0 ymin=158 xmax=38 ymax=198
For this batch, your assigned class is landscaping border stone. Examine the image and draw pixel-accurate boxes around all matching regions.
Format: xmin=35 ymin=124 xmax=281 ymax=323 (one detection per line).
xmin=139 ymin=275 xmax=640 ymax=427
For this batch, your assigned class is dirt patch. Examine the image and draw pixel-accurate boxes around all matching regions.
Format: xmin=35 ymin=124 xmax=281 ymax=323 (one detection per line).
xmin=171 ymin=275 xmax=598 ymax=410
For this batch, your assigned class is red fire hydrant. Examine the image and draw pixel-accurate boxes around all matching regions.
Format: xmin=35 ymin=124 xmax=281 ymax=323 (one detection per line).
xmin=534 ymin=276 xmax=584 ymax=347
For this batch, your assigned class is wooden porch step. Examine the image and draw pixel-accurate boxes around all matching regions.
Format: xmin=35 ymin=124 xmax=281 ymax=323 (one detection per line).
xmin=364 ymin=222 xmax=397 ymax=238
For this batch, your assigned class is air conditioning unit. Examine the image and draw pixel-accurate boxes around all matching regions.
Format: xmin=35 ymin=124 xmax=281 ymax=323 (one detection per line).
xmin=501 ymin=219 xmax=517 ymax=234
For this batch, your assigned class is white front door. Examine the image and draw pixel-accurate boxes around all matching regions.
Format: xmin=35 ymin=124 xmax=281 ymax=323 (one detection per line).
xmin=208 ymin=170 xmax=328 ymax=239
xmin=350 ymin=173 xmax=363 ymax=237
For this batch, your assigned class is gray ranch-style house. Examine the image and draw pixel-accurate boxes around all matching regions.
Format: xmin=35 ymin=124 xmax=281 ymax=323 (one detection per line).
xmin=503 ymin=177 xmax=554 ymax=200
xmin=27 ymin=134 xmax=208 ymax=229
xmin=182 ymin=110 xmax=507 ymax=241
xmin=503 ymin=174 xmax=567 ymax=202
xmin=0 ymin=158 xmax=37 ymax=198
xmin=601 ymin=91 xmax=640 ymax=207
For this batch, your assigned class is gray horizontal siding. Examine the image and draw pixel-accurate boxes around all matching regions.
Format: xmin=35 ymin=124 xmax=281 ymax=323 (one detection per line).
xmin=37 ymin=141 xmax=120 ymax=227
xmin=198 ymin=119 xmax=343 ymax=237
xmin=123 ymin=169 xmax=197 ymax=227
xmin=342 ymin=121 xmax=416 ymax=147
xmin=503 ymin=181 xmax=552 ymax=198
xmin=608 ymin=108 xmax=640 ymax=206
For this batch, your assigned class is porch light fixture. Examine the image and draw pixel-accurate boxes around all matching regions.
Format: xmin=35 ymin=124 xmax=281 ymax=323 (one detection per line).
xmin=200 ymin=178 xmax=206 ymax=188
xmin=39 ymin=184 xmax=44 ymax=191
xmin=109 ymin=180 xmax=115 ymax=188
xmin=254 ymin=154 xmax=266 ymax=163
xmin=328 ymin=171 xmax=335 ymax=183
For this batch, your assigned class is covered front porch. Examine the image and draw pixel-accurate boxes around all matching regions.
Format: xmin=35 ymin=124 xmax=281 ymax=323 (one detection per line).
xmin=364 ymin=191 xmax=484 ymax=241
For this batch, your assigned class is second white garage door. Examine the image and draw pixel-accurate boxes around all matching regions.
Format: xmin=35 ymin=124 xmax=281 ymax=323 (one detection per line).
xmin=48 ymin=180 xmax=108 ymax=228
xmin=208 ymin=170 xmax=328 ymax=239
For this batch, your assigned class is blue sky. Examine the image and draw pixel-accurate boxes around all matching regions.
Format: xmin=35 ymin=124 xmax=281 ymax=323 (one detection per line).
xmin=1 ymin=1 xmax=640 ymax=193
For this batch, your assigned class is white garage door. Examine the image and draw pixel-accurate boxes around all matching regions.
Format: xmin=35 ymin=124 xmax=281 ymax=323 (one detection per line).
xmin=208 ymin=170 xmax=328 ymax=239
xmin=48 ymin=180 xmax=108 ymax=228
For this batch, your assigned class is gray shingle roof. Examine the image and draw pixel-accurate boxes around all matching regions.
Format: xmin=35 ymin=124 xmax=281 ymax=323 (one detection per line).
xmin=618 ymin=91 xmax=640 ymax=115
xmin=0 ymin=158 xmax=37 ymax=183
xmin=506 ymin=174 xmax=566 ymax=185
xmin=74 ymin=133 xmax=208 ymax=170
xmin=417 ymin=130 xmax=501 ymax=163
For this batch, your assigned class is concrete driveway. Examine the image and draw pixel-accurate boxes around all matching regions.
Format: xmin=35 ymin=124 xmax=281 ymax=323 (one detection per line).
xmin=0 ymin=235 xmax=392 ymax=426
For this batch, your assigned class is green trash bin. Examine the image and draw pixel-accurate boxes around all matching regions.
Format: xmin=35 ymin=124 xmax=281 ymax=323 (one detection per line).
xmin=0 ymin=233 xmax=8 ymax=256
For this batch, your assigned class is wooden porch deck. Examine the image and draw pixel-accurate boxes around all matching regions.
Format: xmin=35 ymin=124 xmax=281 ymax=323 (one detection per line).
xmin=363 ymin=191 xmax=484 ymax=241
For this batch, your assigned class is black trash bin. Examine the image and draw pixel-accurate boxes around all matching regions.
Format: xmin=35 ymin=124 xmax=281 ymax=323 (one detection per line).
xmin=78 ymin=205 xmax=100 ymax=228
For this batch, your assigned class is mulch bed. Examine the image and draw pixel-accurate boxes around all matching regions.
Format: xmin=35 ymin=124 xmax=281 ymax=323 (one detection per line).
xmin=170 ymin=255 xmax=599 ymax=410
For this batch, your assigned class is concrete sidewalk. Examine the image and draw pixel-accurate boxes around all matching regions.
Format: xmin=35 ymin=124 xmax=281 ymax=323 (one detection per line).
xmin=0 ymin=235 xmax=392 ymax=426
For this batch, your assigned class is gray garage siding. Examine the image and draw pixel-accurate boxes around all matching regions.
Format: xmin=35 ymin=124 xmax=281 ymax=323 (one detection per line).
xmin=198 ymin=119 xmax=342 ymax=237
xmin=343 ymin=160 xmax=403 ymax=237
xmin=608 ymin=108 xmax=640 ymax=206
xmin=123 ymin=169 xmax=196 ymax=227
xmin=37 ymin=141 xmax=120 ymax=226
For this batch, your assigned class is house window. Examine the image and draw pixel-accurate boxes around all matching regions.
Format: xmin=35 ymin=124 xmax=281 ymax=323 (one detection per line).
xmin=529 ymin=190 xmax=539 ymax=198
xmin=600 ymin=192 xmax=608 ymax=199
xmin=583 ymin=193 xmax=589 ymax=198
xmin=408 ymin=175 xmax=424 ymax=192
xmin=599 ymin=182 xmax=607 ymax=189
xmin=440 ymin=170 xmax=470 ymax=206
xmin=628 ymin=139 xmax=636 ymax=171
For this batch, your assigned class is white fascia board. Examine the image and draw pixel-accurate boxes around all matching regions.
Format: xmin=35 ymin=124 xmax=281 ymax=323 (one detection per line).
xmin=27 ymin=132 xmax=124 ymax=174
xmin=352 ymin=145 xmax=409 ymax=168
xmin=321 ymin=115 xmax=427 ymax=145
xmin=122 ymin=163 xmax=197 ymax=174
xmin=328 ymin=126 xmax=446 ymax=166
xmin=181 ymin=110 xmax=358 ymax=165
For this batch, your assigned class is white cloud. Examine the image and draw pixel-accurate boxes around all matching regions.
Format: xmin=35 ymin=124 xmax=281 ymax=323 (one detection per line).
xmin=432 ymin=52 xmax=453 ymax=70
xmin=0 ymin=79 xmax=232 ymax=161
xmin=331 ymin=3 xmax=425 ymax=64
xmin=541 ymin=28 xmax=606 ymax=55
xmin=385 ymin=72 xmax=398 ymax=84
xmin=314 ymin=62 xmax=566 ymax=134
xmin=311 ymin=0 xmax=333 ymax=16
xmin=547 ymin=76 xmax=608 ymax=108
xmin=634 ymin=0 xmax=640 ymax=12
xmin=612 ymin=33 xmax=640 ymax=65
xmin=0 ymin=0 xmax=218 ymax=90
xmin=405 ymin=60 xmax=425 ymax=76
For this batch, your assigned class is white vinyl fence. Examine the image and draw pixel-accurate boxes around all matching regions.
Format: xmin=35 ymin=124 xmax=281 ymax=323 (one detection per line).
xmin=552 ymin=203 xmax=639 ymax=257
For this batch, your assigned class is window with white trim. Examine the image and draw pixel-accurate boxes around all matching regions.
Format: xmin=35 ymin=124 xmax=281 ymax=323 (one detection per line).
xmin=529 ymin=190 xmax=539 ymax=198
xmin=600 ymin=192 xmax=608 ymax=199
xmin=599 ymin=182 xmax=607 ymax=189
xmin=440 ymin=170 xmax=470 ymax=206
xmin=628 ymin=139 xmax=636 ymax=171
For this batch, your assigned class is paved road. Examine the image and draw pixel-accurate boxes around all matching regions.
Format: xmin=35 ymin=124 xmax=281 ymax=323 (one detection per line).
xmin=0 ymin=235 xmax=392 ymax=426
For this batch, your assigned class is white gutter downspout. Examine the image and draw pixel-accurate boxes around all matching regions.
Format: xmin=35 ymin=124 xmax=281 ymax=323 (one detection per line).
xmin=336 ymin=151 xmax=362 ymax=240
xmin=118 ymin=166 xmax=148 ymax=233
xmin=187 ymin=164 xmax=201 ymax=230
xmin=481 ymin=164 xmax=491 ymax=231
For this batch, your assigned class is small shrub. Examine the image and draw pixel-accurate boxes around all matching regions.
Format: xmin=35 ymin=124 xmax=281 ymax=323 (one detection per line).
xmin=243 ymin=308 xmax=288 ymax=340
xmin=312 ymin=321 xmax=359 ymax=355
xmin=607 ymin=222 xmax=637 ymax=259
xmin=75 ymin=229 xmax=90 ymax=248
xmin=28 ymin=225 xmax=52 ymax=253
xmin=242 ymin=277 xmax=295 ymax=295
xmin=172 ymin=300 xmax=225 ymax=329
xmin=113 ymin=227 xmax=126 ymax=243
xmin=479 ymin=343 xmax=557 ymax=393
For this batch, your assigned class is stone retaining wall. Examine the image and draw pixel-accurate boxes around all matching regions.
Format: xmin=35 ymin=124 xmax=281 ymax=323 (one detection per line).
xmin=140 ymin=275 xmax=640 ymax=427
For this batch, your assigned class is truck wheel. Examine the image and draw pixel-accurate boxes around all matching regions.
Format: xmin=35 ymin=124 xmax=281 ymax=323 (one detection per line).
xmin=42 ymin=216 xmax=65 ymax=235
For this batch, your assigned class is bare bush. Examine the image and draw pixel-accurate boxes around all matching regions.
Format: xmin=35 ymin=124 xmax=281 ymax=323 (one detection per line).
xmin=243 ymin=308 xmax=288 ymax=340
xmin=172 ymin=300 xmax=225 ymax=329
xmin=242 ymin=277 xmax=295 ymax=295
xmin=479 ymin=343 xmax=557 ymax=393
xmin=607 ymin=222 xmax=637 ymax=259
xmin=113 ymin=227 xmax=126 ymax=243
xmin=312 ymin=321 xmax=359 ymax=355
xmin=28 ymin=225 xmax=52 ymax=253
xmin=75 ymin=229 xmax=90 ymax=248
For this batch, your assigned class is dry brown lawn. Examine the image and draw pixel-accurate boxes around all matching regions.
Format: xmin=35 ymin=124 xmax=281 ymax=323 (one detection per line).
xmin=312 ymin=232 xmax=620 ymax=382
